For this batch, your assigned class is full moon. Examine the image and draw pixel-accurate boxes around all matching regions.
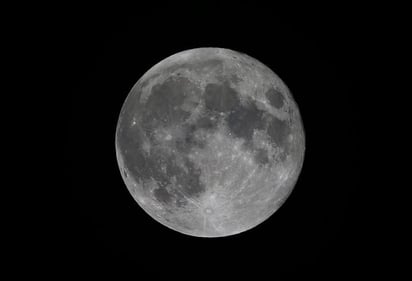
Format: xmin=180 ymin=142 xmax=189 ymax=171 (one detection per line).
xmin=115 ymin=48 xmax=305 ymax=237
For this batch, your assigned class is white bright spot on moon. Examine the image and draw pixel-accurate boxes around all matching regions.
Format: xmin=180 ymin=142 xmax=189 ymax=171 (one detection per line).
xmin=137 ymin=196 xmax=146 ymax=205
xmin=277 ymin=166 xmax=291 ymax=182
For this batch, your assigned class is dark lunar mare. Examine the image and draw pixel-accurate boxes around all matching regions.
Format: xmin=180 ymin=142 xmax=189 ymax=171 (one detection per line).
xmin=265 ymin=87 xmax=285 ymax=109
xmin=177 ymin=114 xmax=220 ymax=153
xmin=201 ymin=81 xmax=291 ymax=166
xmin=226 ymin=98 xmax=265 ymax=145
xmin=253 ymin=148 xmax=270 ymax=165
xmin=117 ymin=75 xmax=207 ymax=207
xmin=204 ymin=81 xmax=240 ymax=113
xmin=141 ymin=76 xmax=197 ymax=130
xmin=267 ymin=116 xmax=291 ymax=157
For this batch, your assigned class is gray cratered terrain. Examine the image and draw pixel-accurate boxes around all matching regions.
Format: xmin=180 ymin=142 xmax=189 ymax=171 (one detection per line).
xmin=115 ymin=48 xmax=305 ymax=237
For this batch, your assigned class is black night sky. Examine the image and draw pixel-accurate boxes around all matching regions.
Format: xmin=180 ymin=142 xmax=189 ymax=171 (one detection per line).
xmin=63 ymin=3 xmax=368 ymax=277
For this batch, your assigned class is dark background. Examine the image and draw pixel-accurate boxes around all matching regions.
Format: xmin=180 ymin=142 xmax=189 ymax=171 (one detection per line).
xmin=64 ymin=3 xmax=368 ymax=277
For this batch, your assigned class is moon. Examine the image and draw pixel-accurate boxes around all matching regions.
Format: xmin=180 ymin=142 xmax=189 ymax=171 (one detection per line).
xmin=115 ymin=47 xmax=305 ymax=237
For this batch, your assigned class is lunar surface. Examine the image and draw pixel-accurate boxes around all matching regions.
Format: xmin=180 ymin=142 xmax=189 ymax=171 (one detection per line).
xmin=115 ymin=48 xmax=305 ymax=237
